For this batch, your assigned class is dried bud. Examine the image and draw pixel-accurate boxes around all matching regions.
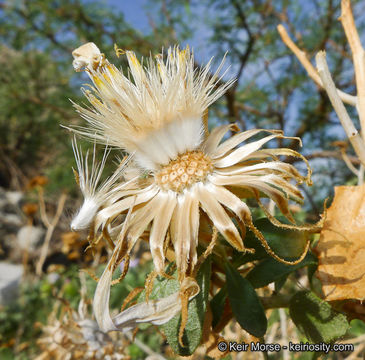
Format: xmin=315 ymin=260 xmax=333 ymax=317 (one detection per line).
xmin=22 ymin=202 xmax=38 ymax=217
xmin=27 ymin=175 xmax=48 ymax=189
xmin=72 ymin=42 xmax=104 ymax=72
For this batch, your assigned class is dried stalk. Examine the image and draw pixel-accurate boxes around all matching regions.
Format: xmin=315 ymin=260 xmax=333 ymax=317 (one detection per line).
xmin=37 ymin=186 xmax=51 ymax=228
xmin=277 ymin=24 xmax=357 ymax=106
xmin=36 ymin=192 xmax=67 ymax=275
xmin=315 ymin=51 xmax=365 ymax=167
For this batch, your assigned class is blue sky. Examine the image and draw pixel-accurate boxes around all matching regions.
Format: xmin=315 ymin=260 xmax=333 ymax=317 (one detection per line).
xmin=107 ymin=0 xmax=151 ymax=33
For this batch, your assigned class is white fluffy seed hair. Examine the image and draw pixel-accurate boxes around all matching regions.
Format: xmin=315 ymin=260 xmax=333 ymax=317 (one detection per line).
xmin=70 ymin=137 xmax=129 ymax=230
xmin=71 ymin=45 xmax=235 ymax=170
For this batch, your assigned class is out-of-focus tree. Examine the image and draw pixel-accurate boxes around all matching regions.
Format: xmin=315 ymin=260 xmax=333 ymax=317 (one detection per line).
xmin=0 ymin=0 xmax=167 ymax=190
xmin=1 ymin=0 xmax=364 ymax=207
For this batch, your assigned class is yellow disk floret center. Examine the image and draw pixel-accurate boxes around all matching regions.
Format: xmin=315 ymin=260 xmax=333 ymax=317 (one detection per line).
xmin=155 ymin=151 xmax=213 ymax=192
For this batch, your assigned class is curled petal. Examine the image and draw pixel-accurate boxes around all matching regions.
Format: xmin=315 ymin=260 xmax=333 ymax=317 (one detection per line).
xmin=113 ymin=277 xmax=199 ymax=331
xmin=94 ymin=201 xmax=134 ymax=332
xmin=95 ymin=185 xmax=159 ymax=231
xmin=214 ymin=161 xmax=303 ymax=180
xmin=203 ymin=124 xmax=235 ymax=155
xmin=213 ymin=134 xmax=281 ymax=167
xmin=213 ymin=129 xmax=282 ymax=159
xmin=251 ymin=148 xmax=312 ymax=185
xmin=210 ymin=174 xmax=295 ymax=221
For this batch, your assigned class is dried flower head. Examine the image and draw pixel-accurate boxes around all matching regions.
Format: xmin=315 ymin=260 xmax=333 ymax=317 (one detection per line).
xmin=36 ymin=300 xmax=129 ymax=360
xmin=70 ymin=43 xmax=313 ymax=283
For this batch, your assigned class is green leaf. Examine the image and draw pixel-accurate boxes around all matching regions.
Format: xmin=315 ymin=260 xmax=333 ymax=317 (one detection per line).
xmin=210 ymin=285 xmax=227 ymax=328
xmin=232 ymin=218 xmax=309 ymax=266
xmin=225 ymin=262 xmax=267 ymax=337
xmin=289 ymin=291 xmax=349 ymax=343
xmin=246 ymin=252 xmax=317 ymax=288
xmin=145 ymin=259 xmax=211 ymax=356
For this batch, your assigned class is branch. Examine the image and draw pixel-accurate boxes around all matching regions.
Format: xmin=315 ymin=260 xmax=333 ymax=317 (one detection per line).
xmin=315 ymin=51 xmax=365 ymax=166
xmin=340 ymin=0 xmax=365 ymax=138
xmin=277 ymin=24 xmax=357 ymax=106
xmin=124 ymin=332 xmax=167 ymax=360
xmin=230 ymin=0 xmax=255 ymax=85
xmin=222 ymin=0 xmax=256 ymax=128
xmin=286 ymin=150 xmax=360 ymax=165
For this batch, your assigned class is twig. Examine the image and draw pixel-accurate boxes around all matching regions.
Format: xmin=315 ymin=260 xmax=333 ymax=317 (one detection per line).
xmin=340 ymin=149 xmax=360 ymax=176
xmin=340 ymin=0 xmax=365 ymax=138
xmin=124 ymin=331 xmax=167 ymax=360
xmin=286 ymin=150 xmax=360 ymax=164
xmin=315 ymin=51 xmax=365 ymax=167
xmin=277 ymin=24 xmax=357 ymax=106
xmin=36 ymin=192 xmax=67 ymax=275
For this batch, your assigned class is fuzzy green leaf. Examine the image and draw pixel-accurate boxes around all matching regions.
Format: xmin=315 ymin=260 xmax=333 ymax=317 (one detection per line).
xmin=158 ymin=258 xmax=211 ymax=356
xmin=289 ymin=291 xmax=349 ymax=343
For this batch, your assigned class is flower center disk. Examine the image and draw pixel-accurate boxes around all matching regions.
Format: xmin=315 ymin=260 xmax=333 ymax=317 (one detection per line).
xmin=155 ymin=151 xmax=213 ymax=192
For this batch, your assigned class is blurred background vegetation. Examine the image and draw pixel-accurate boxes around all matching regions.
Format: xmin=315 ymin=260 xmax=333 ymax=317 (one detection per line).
xmin=1 ymin=0 xmax=364 ymax=209
xmin=1 ymin=0 xmax=365 ymax=358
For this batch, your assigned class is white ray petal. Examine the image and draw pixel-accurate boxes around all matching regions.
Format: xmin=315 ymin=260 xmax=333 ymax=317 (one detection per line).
xmin=197 ymin=182 xmax=244 ymax=251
